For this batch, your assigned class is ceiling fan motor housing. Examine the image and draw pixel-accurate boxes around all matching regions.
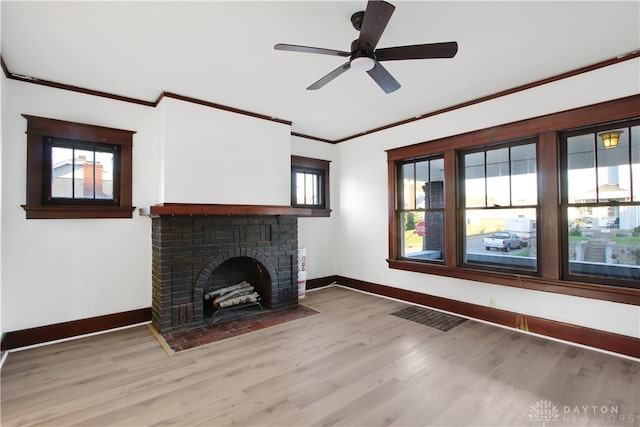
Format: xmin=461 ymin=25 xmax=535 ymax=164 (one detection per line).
xmin=349 ymin=38 xmax=376 ymax=71
xmin=350 ymin=55 xmax=376 ymax=71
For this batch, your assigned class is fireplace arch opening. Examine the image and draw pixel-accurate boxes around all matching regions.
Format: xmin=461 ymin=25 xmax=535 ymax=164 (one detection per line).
xmin=202 ymin=256 xmax=272 ymax=317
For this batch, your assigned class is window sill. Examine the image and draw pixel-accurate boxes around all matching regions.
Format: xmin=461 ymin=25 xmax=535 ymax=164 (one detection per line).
xmin=387 ymin=258 xmax=640 ymax=305
xmin=22 ymin=205 xmax=135 ymax=219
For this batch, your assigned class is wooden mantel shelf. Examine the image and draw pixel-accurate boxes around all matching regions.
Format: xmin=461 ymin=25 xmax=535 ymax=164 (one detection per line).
xmin=143 ymin=203 xmax=313 ymax=217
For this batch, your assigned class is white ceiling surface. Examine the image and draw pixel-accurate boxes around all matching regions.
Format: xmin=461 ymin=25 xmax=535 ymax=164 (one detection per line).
xmin=2 ymin=1 xmax=639 ymax=141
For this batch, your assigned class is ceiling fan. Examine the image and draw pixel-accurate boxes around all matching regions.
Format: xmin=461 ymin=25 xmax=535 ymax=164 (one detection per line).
xmin=274 ymin=0 xmax=458 ymax=94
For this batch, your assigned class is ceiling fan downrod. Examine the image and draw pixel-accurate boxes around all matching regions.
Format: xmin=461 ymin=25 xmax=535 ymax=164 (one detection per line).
xmin=351 ymin=11 xmax=365 ymax=31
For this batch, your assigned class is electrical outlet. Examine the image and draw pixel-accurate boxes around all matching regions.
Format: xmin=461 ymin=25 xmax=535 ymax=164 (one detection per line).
xmin=489 ymin=298 xmax=496 ymax=307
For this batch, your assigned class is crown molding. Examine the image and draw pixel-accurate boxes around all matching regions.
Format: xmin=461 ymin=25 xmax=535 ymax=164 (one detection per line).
xmin=2 ymin=56 xmax=155 ymax=107
xmin=291 ymin=132 xmax=336 ymax=144
xmin=3 ymin=50 xmax=638 ymax=144
xmin=1 ymin=57 xmax=290 ymax=127
xmin=156 ymin=92 xmax=292 ymax=126
xmin=333 ymin=50 xmax=640 ymax=143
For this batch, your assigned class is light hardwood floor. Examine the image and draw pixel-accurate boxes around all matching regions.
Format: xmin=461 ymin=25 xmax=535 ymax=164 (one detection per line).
xmin=2 ymin=286 xmax=639 ymax=426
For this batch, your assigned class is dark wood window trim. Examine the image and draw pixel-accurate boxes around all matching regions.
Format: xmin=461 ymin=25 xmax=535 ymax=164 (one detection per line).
xmin=387 ymin=94 xmax=640 ymax=305
xmin=21 ymin=115 xmax=136 ymax=219
xmin=291 ymin=155 xmax=331 ymax=217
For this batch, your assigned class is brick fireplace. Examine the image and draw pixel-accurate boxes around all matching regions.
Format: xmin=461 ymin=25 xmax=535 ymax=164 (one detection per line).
xmin=150 ymin=204 xmax=309 ymax=334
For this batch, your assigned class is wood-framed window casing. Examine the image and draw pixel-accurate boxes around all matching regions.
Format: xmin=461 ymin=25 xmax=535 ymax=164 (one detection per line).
xmin=291 ymin=155 xmax=331 ymax=217
xmin=386 ymin=94 xmax=640 ymax=305
xmin=21 ymin=115 xmax=136 ymax=219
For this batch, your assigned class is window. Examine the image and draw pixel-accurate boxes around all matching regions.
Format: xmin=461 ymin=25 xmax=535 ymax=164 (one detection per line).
xmin=291 ymin=156 xmax=330 ymax=216
xmin=397 ymin=157 xmax=445 ymax=261
xmin=461 ymin=140 xmax=538 ymax=272
xmin=561 ymin=121 xmax=640 ymax=284
xmin=21 ymin=115 xmax=135 ymax=219
xmin=294 ymin=170 xmax=322 ymax=207
xmin=45 ymin=138 xmax=118 ymax=203
xmin=386 ymin=95 xmax=640 ymax=303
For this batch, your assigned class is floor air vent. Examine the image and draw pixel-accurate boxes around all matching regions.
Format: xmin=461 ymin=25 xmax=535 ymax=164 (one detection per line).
xmin=390 ymin=306 xmax=467 ymax=331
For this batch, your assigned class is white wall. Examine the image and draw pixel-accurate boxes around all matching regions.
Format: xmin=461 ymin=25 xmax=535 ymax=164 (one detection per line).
xmin=1 ymin=80 xmax=160 ymax=331
xmin=292 ymin=136 xmax=339 ymax=280
xmin=160 ymin=97 xmax=291 ymax=205
xmin=1 ymin=55 xmax=638 ymax=343
xmin=0 ymin=3 xmax=4 ymax=339
xmin=0 ymin=80 xmax=295 ymax=332
xmin=333 ymin=58 xmax=640 ymax=339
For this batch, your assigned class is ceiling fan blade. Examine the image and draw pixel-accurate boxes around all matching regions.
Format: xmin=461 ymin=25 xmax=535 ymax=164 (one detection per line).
xmin=274 ymin=43 xmax=350 ymax=57
xmin=366 ymin=61 xmax=400 ymax=94
xmin=357 ymin=0 xmax=395 ymax=51
xmin=375 ymin=42 xmax=459 ymax=61
xmin=307 ymin=62 xmax=351 ymax=90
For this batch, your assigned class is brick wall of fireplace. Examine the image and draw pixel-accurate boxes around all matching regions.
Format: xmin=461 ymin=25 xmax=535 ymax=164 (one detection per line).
xmin=151 ymin=214 xmax=299 ymax=334
xmin=422 ymin=181 xmax=444 ymax=253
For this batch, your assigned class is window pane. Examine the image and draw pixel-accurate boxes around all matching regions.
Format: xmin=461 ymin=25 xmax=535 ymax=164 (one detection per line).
xmin=462 ymin=141 xmax=537 ymax=271
xmin=398 ymin=156 xmax=445 ymax=262
xmin=428 ymin=158 xmax=445 ymax=209
xmin=565 ymin=124 xmax=639 ymax=284
xmin=486 ymin=148 xmax=510 ymax=206
xmin=510 ymin=143 xmax=537 ymax=205
xmin=401 ymin=211 xmax=424 ymax=256
xmin=74 ymin=149 xmax=95 ymax=199
xmin=295 ymin=172 xmax=306 ymax=204
xmin=401 ymin=163 xmax=415 ymax=210
xmin=465 ymin=208 xmax=537 ymax=270
xmin=305 ymin=173 xmax=316 ymax=205
xmin=597 ymin=128 xmax=631 ymax=202
xmin=430 ymin=158 xmax=444 ymax=182
xmin=465 ymin=152 xmax=485 ymax=207
xmin=401 ymin=210 xmax=443 ymax=260
xmin=568 ymin=206 xmax=640 ymax=280
xmin=295 ymin=171 xmax=322 ymax=206
xmin=415 ymin=161 xmax=429 ymax=209
xmin=51 ymin=146 xmax=74 ymax=198
xmin=315 ymin=174 xmax=321 ymax=204
xmin=567 ymin=134 xmax=596 ymax=203
xmin=51 ymin=146 xmax=115 ymax=201
xmin=95 ymin=150 xmax=114 ymax=200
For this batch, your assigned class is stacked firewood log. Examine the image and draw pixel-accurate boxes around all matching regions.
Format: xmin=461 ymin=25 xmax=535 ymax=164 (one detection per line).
xmin=204 ymin=281 xmax=259 ymax=309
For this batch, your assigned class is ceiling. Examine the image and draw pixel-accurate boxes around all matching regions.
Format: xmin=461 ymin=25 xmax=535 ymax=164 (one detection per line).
xmin=2 ymin=1 xmax=639 ymax=142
